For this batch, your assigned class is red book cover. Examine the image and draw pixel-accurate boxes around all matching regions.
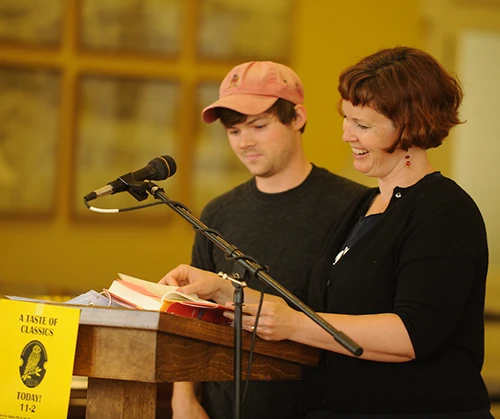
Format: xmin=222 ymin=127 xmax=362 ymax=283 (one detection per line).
xmin=106 ymin=275 xmax=234 ymax=326
xmin=161 ymin=301 xmax=233 ymax=326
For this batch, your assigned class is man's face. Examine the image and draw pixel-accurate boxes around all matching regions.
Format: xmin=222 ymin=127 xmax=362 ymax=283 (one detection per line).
xmin=225 ymin=112 xmax=299 ymax=179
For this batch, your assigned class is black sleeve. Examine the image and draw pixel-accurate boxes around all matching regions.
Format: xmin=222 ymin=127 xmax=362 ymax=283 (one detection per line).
xmin=394 ymin=197 xmax=487 ymax=359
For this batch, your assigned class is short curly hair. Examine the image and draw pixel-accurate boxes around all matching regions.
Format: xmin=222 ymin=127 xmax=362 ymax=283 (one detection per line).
xmin=338 ymin=46 xmax=463 ymax=152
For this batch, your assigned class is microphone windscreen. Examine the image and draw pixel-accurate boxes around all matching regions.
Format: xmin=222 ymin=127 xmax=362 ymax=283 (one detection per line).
xmin=150 ymin=155 xmax=177 ymax=180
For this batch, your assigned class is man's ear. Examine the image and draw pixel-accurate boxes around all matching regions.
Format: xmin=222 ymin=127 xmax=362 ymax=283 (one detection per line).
xmin=292 ymin=104 xmax=307 ymax=131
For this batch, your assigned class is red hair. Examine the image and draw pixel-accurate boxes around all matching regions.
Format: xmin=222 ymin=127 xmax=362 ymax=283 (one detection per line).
xmin=338 ymin=46 xmax=463 ymax=152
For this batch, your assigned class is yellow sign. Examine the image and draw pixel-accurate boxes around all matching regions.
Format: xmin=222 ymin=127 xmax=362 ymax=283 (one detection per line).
xmin=0 ymin=299 xmax=80 ymax=419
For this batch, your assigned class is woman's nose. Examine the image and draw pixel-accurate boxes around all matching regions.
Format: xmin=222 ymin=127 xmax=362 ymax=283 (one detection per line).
xmin=342 ymin=121 xmax=355 ymax=142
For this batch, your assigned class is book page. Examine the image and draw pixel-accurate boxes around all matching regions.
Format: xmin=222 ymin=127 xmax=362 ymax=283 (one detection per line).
xmin=106 ymin=280 xmax=162 ymax=311
xmin=160 ymin=290 xmax=219 ymax=307
xmin=117 ymin=273 xmax=179 ymax=296
xmin=117 ymin=273 xmax=218 ymax=307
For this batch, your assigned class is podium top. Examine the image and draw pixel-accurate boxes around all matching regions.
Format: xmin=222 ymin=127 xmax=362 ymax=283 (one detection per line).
xmin=78 ymin=305 xmax=319 ymax=368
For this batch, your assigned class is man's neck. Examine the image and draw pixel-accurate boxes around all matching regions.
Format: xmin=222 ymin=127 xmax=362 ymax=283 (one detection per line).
xmin=255 ymin=159 xmax=313 ymax=194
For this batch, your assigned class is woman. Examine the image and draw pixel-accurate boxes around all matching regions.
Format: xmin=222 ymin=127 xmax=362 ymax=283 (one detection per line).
xmin=162 ymin=46 xmax=493 ymax=418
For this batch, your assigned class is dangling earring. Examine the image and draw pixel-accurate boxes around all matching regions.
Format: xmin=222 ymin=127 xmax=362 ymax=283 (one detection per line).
xmin=405 ymin=154 xmax=411 ymax=167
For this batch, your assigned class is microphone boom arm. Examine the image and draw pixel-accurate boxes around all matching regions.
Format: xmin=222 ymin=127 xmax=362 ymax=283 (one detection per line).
xmin=146 ymin=182 xmax=363 ymax=356
xmin=145 ymin=181 xmax=363 ymax=419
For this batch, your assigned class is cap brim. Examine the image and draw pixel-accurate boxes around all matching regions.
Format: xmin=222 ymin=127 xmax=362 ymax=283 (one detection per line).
xmin=201 ymin=94 xmax=279 ymax=123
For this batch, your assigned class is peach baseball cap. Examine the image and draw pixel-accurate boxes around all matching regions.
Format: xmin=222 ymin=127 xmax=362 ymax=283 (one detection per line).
xmin=201 ymin=61 xmax=304 ymax=123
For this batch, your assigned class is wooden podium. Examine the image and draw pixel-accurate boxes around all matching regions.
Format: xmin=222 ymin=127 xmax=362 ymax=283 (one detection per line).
xmin=73 ymin=306 xmax=319 ymax=419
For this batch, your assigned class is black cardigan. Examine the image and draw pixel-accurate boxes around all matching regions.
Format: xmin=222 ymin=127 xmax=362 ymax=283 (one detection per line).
xmin=304 ymin=172 xmax=491 ymax=414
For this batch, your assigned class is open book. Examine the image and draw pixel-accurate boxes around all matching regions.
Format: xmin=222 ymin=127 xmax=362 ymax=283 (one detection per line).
xmin=106 ymin=273 xmax=232 ymax=326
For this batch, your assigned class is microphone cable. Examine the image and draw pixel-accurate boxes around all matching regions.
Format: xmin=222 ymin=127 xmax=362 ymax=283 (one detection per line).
xmin=83 ymin=197 xmax=166 ymax=214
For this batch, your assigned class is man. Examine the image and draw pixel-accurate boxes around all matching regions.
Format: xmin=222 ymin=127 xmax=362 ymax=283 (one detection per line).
xmin=170 ymin=61 xmax=367 ymax=419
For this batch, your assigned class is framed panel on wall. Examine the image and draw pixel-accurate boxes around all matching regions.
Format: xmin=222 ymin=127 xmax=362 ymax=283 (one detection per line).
xmin=73 ymin=74 xmax=181 ymax=219
xmin=79 ymin=0 xmax=182 ymax=55
xmin=197 ymin=0 xmax=295 ymax=62
xmin=0 ymin=66 xmax=61 ymax=216
xmin=0 ymin=0 xmax=63 ymax=46
xmin=191 ymin=81 xmax=250 ymax=213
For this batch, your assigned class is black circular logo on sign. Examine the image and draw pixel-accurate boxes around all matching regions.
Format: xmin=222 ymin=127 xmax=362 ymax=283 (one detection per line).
xmin=19 ymin=340 xmax=47 ymax=388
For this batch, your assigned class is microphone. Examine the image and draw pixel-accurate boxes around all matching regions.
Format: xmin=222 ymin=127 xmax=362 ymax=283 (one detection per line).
xmin=84 ymin=155 xmax=177 ymax=202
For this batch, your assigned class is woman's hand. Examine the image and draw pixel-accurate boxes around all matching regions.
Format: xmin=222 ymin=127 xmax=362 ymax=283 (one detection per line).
xmin=159 ymin=264 xmax=234 ymax=304
xmin=225 ymin=300 xmax=302 ymax=342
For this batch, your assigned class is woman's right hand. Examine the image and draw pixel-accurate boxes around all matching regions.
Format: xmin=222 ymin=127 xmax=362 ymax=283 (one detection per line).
xmin=159 ymin=264 xmax=233 ymax=304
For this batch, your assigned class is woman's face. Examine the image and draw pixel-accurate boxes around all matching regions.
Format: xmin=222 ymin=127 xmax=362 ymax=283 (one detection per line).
xmin=341 ymin=100 xmax=406 ymax=179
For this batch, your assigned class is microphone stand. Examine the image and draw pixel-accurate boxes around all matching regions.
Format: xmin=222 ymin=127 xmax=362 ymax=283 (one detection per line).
xmin=141 ymin=181 xmax=364 ymax=418
xmin=227 ymin=274 xmax=245 ymax=419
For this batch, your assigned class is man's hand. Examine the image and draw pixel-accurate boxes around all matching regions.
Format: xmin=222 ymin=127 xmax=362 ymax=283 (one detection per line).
xmin=171 ymin=382 xmax=209 ymax=419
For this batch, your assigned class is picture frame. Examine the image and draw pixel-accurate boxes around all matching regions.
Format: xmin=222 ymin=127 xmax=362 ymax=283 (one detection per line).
xmin=0 ymin=66 xmax=61 ymax=217
xmin=0 ymin=0 xmax=62 ymax=46
xmin=197 ymin=0 xmax=295 ymax=62
xmin=72 ymin=73 xmax=181 ymax=220
xmin=79 ymin=0 xmax=182 ymax=55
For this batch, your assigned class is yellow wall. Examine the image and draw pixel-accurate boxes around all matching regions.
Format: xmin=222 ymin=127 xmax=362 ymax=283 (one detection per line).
xmin=0 ymin=0 xmax=422 ymax=294
xmin=0 ymin=2 xmax=498 ymax=412
xmin=296 ymin=0 xmax=423 ymax=186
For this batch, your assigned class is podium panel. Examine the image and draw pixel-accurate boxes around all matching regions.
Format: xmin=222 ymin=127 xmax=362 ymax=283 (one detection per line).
xmin=73 ymin=306 xmax=318 ymax=418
